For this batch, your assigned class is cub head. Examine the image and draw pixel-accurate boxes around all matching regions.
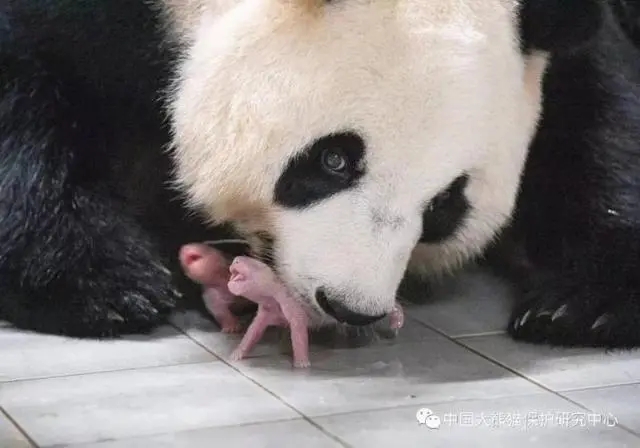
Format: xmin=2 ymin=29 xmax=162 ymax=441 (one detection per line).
xmin=168 ymin=0 xmax=601 ymax=325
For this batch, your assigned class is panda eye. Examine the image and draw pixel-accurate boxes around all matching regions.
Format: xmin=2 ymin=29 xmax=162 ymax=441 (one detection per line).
xmin=274 ymin=131 xmax=366 ymax=209
xmin=321 ymin=148 xmax=348 ymax=174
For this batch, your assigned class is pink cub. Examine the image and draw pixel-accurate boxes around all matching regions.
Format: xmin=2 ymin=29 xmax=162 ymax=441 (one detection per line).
xmin=179 ymin=243 xmax=243 ymax=333
xmin=227 ymin=256 xmax=310 ymax=368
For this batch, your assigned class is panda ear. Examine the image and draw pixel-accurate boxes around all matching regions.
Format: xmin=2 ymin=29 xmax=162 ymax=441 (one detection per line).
xmin=519 ymin=0 xmax=603 ymax=53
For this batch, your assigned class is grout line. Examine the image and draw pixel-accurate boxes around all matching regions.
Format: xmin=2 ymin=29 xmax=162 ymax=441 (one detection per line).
xmin=1 ymin=323 xmax=222 ymax=384
xmin=176 ymin=312 xmax=640 ymax=441
xmin=6 ymin=313 xmax=639 ymax=443
xmin=54 ymin=417 xmax=312 ymax=448
xmin=452 ymin=330 xmax=506 ymax=338
xmin=401 ymin=322 xmax=509 ymax=341
xmin=298 ymin=419 xmax=352 ymax=447
xmin=2 ymin=358 xmax=220 ymax=385
xmin=178 ymin=330 xmax=351 ymax=447
xmin=4 ymin=325 xmax=350 ymax=447
xmin=558 ymin=381 xmax=640 ymax=394
xmin=403 ymin=316 xmax=507 ymax=340
xmin=1 ymin=406 xmax=40 ymax=448
xmin=309 ymin=391 xmax=552 ymax=420
xmin=175 ymin=311 xmax=638 ymax=442
xmin=410 ymin=319 xmax=640 ymax=438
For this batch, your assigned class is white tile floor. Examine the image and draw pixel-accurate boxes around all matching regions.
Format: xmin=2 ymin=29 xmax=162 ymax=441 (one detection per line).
xmin=1 ymin=267 xmax=640 ymax=447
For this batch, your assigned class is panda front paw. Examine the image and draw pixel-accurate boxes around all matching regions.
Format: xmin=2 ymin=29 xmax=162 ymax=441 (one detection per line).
xmin=91 ymin=259 xmax=178 ymax=337
xmin=0 ymin=236 xmax=179 ymax=338
xmin=46 ymin=256 xmax=177 ymax=338
xmin=508 ymin=275 xmax=640 ymax=348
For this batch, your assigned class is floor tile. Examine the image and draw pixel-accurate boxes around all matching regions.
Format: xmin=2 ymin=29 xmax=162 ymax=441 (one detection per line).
xmin=70 ymin=419 xmax=342 ymax=448
xmin=459 ymin=334 xmax=640 ymax=391
xmin=0 ymin=325 xmax=216 ymax=382
xmin=407 ymin=267 xmax=514 ymax=337
xmin=0 ymin=362 xmax=298 ymax=446
xmin=0 ymin=411 xmax=32 ymax=448
xmin=315 ymin=393 xmax=639 ymax=448
xmin=565 ymin=384 xmax=640 ymax=435
xmin=173 ymin=310 xmax=440 ymax=363
xmin=232 ymin=336 xmax=544 ymax=417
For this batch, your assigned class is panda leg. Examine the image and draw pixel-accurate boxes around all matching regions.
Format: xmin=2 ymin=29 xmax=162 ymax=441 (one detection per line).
xmin=0 ymin=55 xmax=176 ymax=337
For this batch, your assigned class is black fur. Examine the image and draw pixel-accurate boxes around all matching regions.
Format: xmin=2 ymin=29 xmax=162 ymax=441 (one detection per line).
xmin=502 ymin=0 xmax=640 ymax=348
xmin=274 ymin=131 xmax=366 ymax=208
xmin=419 ymin=174 xmax=470 ymax=243
xmin=518 ymin=0 xmax=603 ymax=53
xmin=0 ymin=1 xmax=221 ymax=337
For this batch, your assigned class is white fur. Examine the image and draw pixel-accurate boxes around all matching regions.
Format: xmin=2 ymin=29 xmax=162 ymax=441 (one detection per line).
xmin=168 ymin=0 xmax=547 ymax=323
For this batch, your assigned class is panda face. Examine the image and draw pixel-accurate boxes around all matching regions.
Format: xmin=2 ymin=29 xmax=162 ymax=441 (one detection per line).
xmin=170 ymin=0 xmax=547 ymax=325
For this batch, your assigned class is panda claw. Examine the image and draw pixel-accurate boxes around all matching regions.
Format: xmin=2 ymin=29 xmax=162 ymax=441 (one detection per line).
xmin=171 ymin=288 xmax=183 ymax=299
xmin=551 ymin=304 xmax=568 ymax=322
xmin=591 ymin=313 xmax=612 ymax=331
xmin=107 ymin=310 xmax=125 ymax=323
xmin=535 ymin=308 xmax=553 ymax=318
xmin=515 ymin=309 xmax=531 ymax=329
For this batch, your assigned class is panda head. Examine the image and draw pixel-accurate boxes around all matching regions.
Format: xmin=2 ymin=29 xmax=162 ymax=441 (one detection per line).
xmin=169 ymin=0 xmax=601 ymax=325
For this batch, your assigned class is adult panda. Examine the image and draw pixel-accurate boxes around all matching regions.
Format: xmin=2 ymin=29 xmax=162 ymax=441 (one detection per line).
xmin=0 ymin=0 xmax=638 ymax=349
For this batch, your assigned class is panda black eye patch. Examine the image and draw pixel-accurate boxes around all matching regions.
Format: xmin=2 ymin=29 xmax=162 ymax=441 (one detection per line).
xmin=419 ymin=174 xmax=470 ymax=243
xmin=274 ymin=131 xmax=366 ymax=208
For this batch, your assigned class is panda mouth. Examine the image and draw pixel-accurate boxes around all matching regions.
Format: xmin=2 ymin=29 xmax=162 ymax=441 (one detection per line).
xmin=313 ymin=289 xmax=385 ymax=325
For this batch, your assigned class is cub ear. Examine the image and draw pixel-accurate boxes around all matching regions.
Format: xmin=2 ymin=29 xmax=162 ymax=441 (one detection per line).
xmin=519 ymin=0 xmax=603 ymax=53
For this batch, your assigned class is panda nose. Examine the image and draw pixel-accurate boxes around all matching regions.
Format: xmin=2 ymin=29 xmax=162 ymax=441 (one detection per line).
xmin=315 ymin=288 xmax=385 ymax=326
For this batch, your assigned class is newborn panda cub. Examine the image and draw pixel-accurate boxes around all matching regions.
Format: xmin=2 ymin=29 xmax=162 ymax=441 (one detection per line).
xmin=179 ymin=242 xmax=310 ymax=367
xmin=179 ymin=243 xmax=404 ymax=368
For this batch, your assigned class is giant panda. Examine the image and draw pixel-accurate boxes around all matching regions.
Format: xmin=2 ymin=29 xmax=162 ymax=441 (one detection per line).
xmin=0 ymin=0 xmax=638 ymax=349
